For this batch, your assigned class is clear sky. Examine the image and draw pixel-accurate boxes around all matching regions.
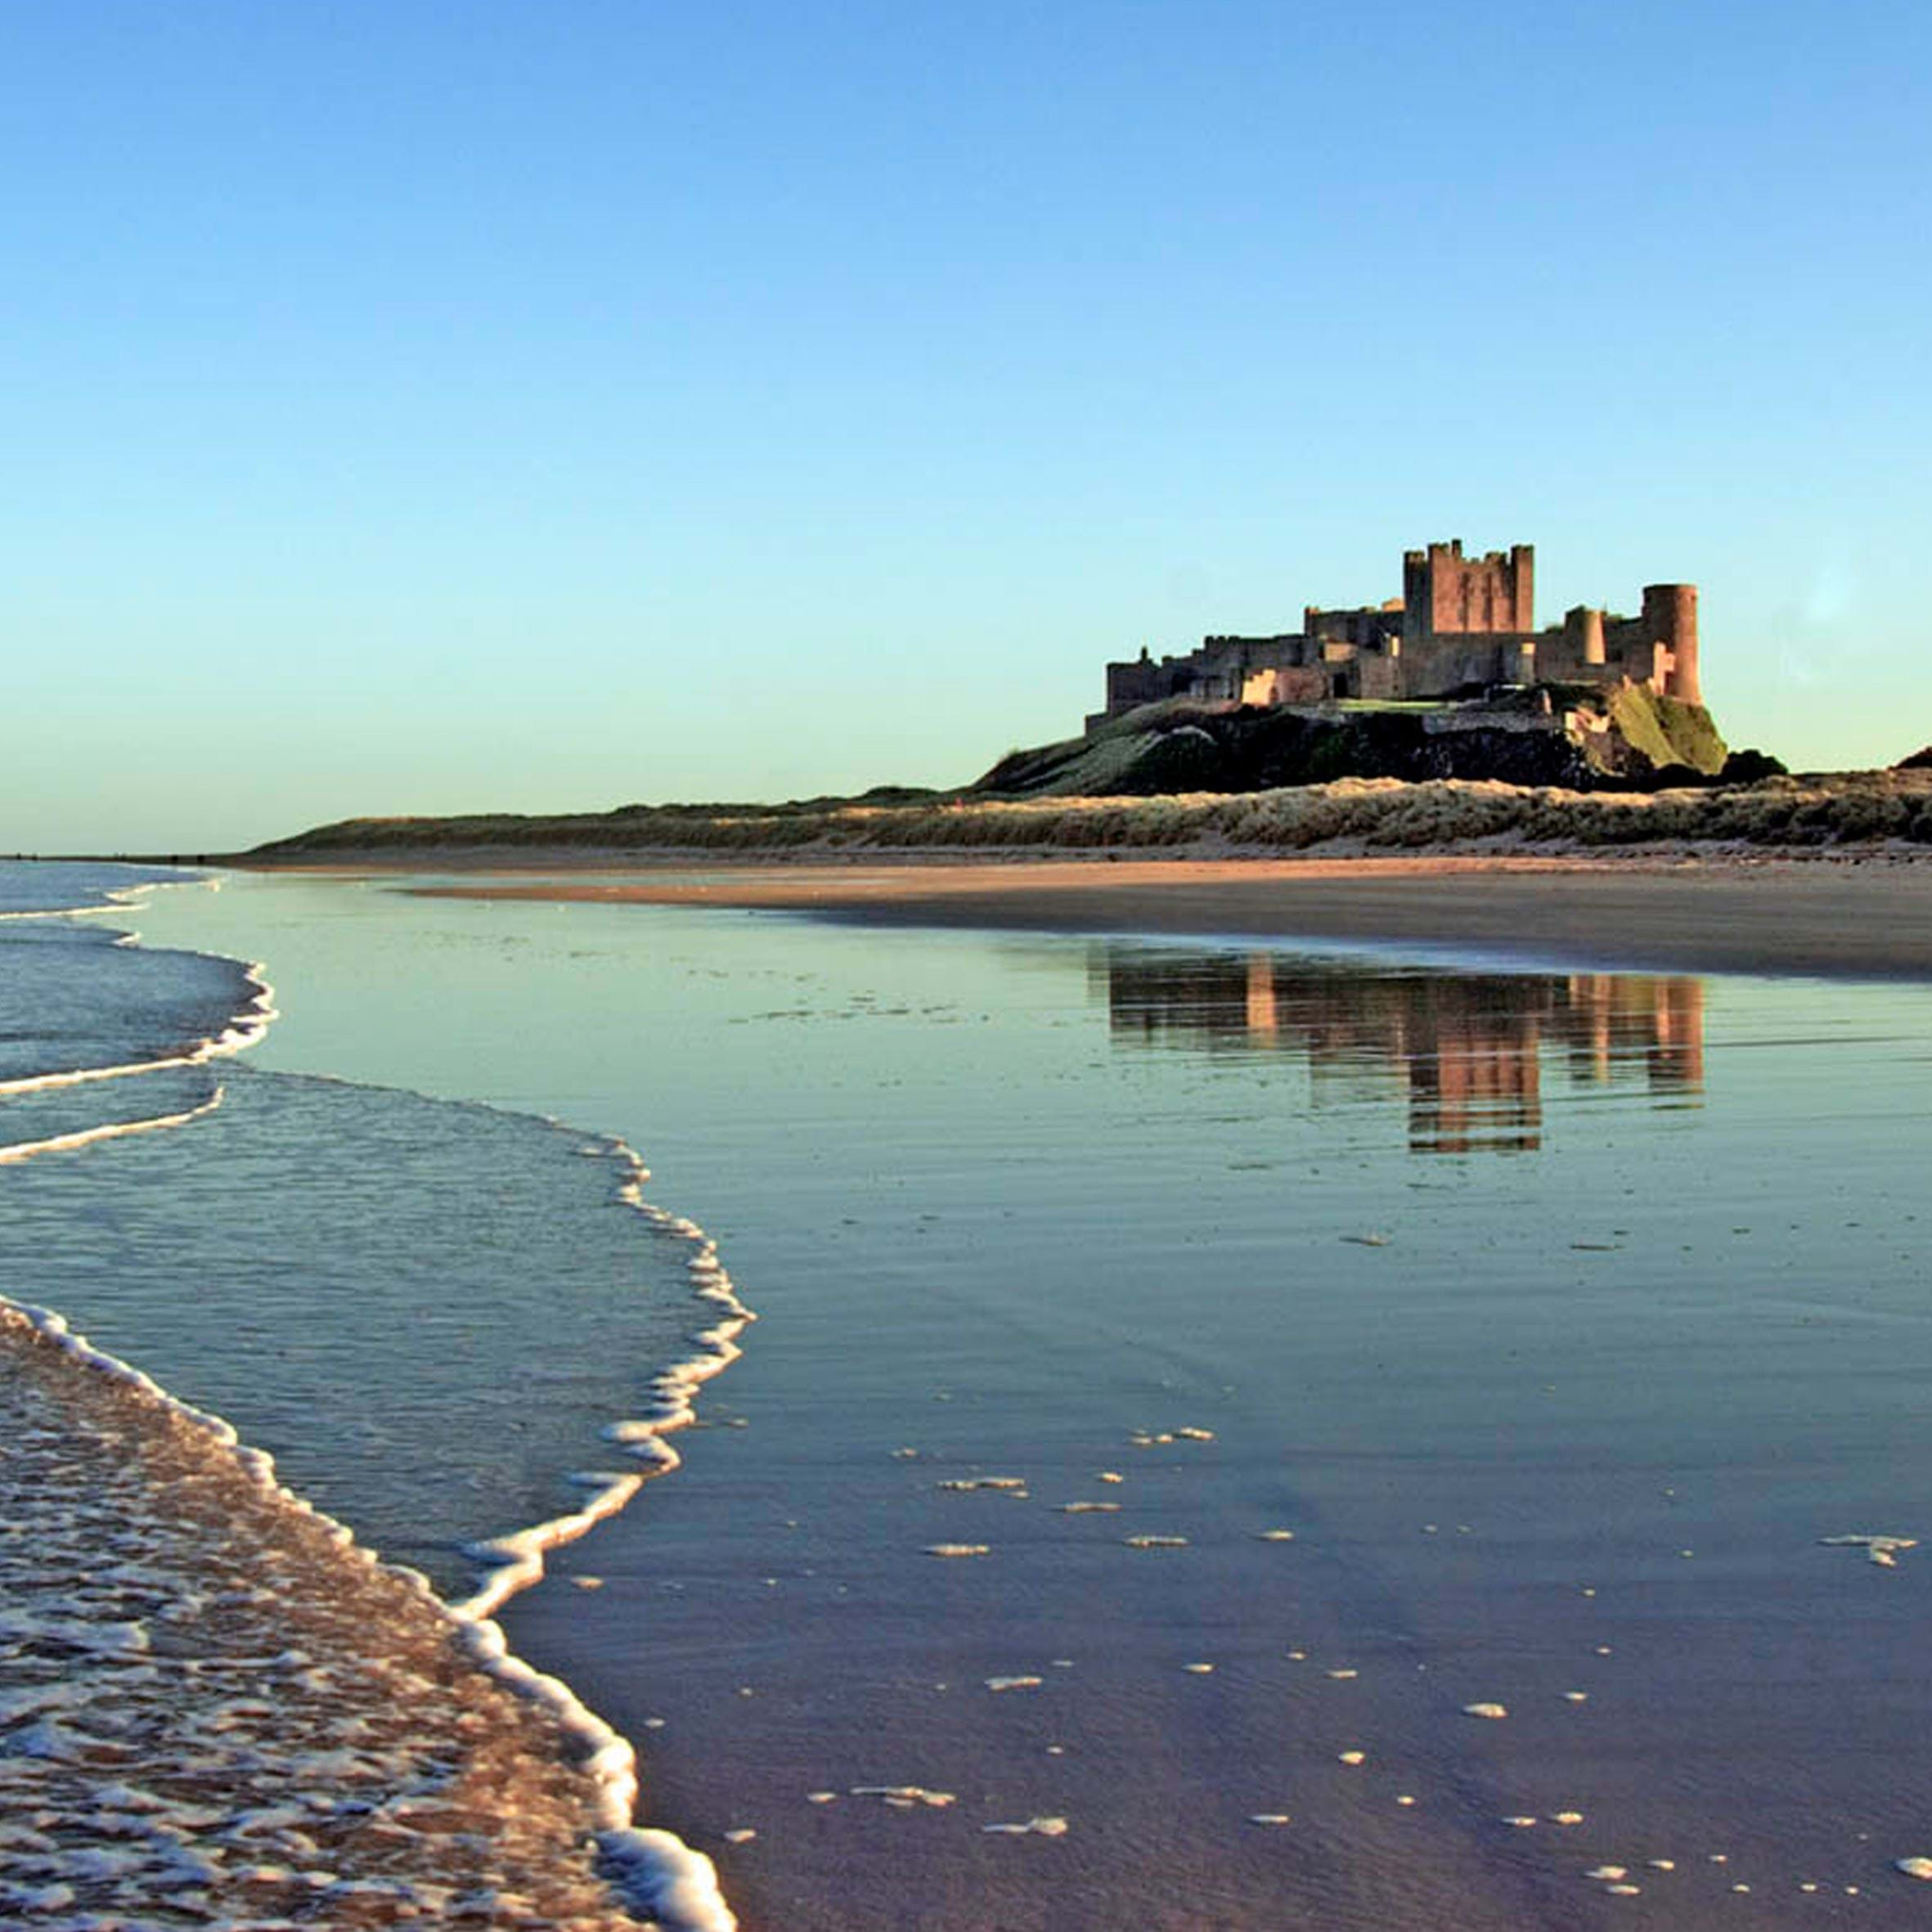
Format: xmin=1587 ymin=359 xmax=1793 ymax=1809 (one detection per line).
xmin=5 ymin=1 xmax=1927 ymax=851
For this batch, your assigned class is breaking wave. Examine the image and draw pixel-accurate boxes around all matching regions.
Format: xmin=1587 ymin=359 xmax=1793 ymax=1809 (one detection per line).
xmin=0 ymin=863 xmax=749 ymax=1930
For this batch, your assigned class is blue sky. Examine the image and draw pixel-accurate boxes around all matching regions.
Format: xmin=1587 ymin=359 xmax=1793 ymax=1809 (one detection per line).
xmin=4 ymin=2 xmax=1927 ymax=849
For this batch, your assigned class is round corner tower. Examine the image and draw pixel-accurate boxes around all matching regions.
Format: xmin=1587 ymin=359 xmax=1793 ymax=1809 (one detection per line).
xmin=1641 ymin=583 xmax=1701 ymax=704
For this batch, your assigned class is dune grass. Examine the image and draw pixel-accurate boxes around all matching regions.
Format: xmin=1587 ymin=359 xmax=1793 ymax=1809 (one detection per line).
xmin=245 ymin=768 xmax=1932 ymax=863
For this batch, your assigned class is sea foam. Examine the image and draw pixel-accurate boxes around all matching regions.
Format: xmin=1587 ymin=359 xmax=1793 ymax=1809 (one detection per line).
xmin=0 ymin=871 xmax=749 ymax=1930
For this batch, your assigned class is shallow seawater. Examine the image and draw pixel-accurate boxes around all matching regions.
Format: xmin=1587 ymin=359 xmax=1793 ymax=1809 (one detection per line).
xmin=0 ymin=862 xmax=739 ymax=1929
xmin=75 ymin=874 xmax=1932 ymax=1925
xmin=0 ymin=1065 xmax=707 ymax=1594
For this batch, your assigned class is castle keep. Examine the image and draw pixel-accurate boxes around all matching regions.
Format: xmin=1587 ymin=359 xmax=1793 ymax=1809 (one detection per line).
xmin=1099 ymin=541 xmax=1701 ymax=722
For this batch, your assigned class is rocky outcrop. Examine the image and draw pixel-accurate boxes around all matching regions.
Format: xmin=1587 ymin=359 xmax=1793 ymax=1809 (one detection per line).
xmin=972 ymin=686 xmax=1733 ymax=800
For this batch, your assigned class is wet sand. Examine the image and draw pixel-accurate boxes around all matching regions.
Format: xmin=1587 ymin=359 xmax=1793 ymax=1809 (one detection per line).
xmin=0 ymin=1305 xmax=636 ymax=1929
xmin=126 ymin=874 xmax=1932 ymax=1928
xmin=395 ymin=856 xmax=1932 ymax=982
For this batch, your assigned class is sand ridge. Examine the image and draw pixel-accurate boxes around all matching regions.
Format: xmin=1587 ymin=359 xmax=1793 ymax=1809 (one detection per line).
xmin=389 ymin=855 xmax=1932 ymax=982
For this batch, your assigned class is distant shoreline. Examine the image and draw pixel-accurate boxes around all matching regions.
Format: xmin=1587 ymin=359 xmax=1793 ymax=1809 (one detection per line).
xmin=361 ymin=854 xmax=1932 ymax=982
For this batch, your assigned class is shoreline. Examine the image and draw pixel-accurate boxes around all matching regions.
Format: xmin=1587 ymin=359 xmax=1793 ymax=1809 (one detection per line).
xmin=351 ymin=853 xmax=1932 ymax=982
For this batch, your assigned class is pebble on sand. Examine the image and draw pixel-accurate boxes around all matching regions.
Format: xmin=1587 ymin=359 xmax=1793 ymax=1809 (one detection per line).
xmin=1122 ymin=1534 xmax=1188 ymax=1549
xmin=1184 ymin=1663 xmax=1215 ymax=1675
xmin=923 ymin=1543 xmax=991 ymax=1558
xmin=1586 ymin=1867 xmax=1629 ymax=1882
xmin=1462 ymin=1702 xmax=1507 ymax=1720
xmin=723 ymin=1829 xmax=757 ymax=1844
xmin=1096 ymin=1471 xmax=1125 ymax=1484
xmin=1173 ymin=1427 xmax=1215 ymax=1442
xmin=1248 ymin=1814 xmax=1292 ymax=1826
xmin=937 ymin=1477 xmax=1028 ymax=1494
xmin=851 ymin=1787 xmax=955 ymax=1808
xmin=805 ymin=1792 xmax=838 ymax=1805
xmin=1058 ymin=1502 xmax=1121 ymax=1514
xmin=983 ymin=1817 xmax=1068 ymax=1837
xmin=985 ymin=1676 xmax=1042 ymax=1692
xmin=1562 ymin=1692 xmax=1588 ymax=1703
xmin=1337 ymin=1750 xmax=1366 ymax=1767
xmin=1501 ymin=1817 xmax=1538 ymax=1829
xmin=1551 ymin=1812 xmax=1584 ymax=1826
xmin=1896 ymin=1857 xmax=1932 ymax=1880
xmin=1327 ymin=1669 xmax=1359 ymax=1681
xmin=1256 ymin=1529 xmax=1296 ymax=1542
xmin=569 ymin=1575 xmax=604 ymax=1590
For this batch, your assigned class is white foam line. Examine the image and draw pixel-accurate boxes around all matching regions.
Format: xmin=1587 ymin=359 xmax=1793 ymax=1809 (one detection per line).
xmin=0 ymin=892 xmax=742 ymax=1930
xmin=0 ymin=961 xmax=277 ymax=1099
xmin=430 ymin=1133 xmax=752 ymax=1930
xmin=0 ymin=1103 xmax=744 ymax=1931
xmin=0 ymin=902 xmax=122 ymax=920
xmin=0 ymin=1085 xmax=226 ymax=1164
xmin=0 ymin=1281 xmax=739 ymax=1932
xmin=0 ymin=876 xmax=183 ymax=921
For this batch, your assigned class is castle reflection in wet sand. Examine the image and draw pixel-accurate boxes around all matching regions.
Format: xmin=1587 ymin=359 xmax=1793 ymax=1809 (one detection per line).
xmin=1099 ymin=948 xmax=1704 ymax=1154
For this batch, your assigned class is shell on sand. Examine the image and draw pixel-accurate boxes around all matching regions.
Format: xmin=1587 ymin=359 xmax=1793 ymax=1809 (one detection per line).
xmin=923 ymin=1543 xmax=990 ymax=1558
xmin=1337 ymin=1750 xmax=1366 ymax=1766
xmin=985 ymin=1676 xmax=1042 ymax=1692
xmin=851 ymin=1786 xmax=955 ymax=1808
xmin=1462 ymin=1701 xmax=1507 ymax=1719
xmin=1122 ymin=1534 xmax=1188 ymax=1549
xmin=983 ymin=1817 xmax=1068 ymax=1837
xmin=1058 ymin=1501 xmax=1121 ymax=1514
xmin=1248 ymin=1813 xmax=1292 ymax=1826
xmin=1896 ymin=1857 xmax=1932 ymax=1880
xmin=1256 ymin=1528 xmax=1296 ymax=1542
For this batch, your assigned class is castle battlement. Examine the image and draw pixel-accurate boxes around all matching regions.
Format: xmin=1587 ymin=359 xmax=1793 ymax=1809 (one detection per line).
xmin=1099 ymin=541 xmax=1700 ymax=724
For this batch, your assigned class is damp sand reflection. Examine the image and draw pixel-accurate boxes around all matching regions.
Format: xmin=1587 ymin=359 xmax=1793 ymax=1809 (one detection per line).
xmin=1099 ymin=948 xmax=1704 ymax=1152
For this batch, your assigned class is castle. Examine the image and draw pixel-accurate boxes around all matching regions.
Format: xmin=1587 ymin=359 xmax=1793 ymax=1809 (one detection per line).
xmin=1098 ymin=541 xmax=1701 ymax=724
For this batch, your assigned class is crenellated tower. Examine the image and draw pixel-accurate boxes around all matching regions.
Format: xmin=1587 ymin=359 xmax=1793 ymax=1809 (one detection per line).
xmin=1401 ymin=540 xmax=1534 ymax=646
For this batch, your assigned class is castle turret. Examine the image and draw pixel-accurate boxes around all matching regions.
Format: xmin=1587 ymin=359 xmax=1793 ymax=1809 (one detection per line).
xmin=1563 ymin=604 xmax=1607 ymax=666
xmin=1642 ymin=584 xmax=1700 ymax=703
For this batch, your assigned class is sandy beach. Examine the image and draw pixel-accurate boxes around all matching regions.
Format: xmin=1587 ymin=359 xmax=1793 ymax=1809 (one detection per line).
xmin=387 ymin=855 xmax=1932 ymax=982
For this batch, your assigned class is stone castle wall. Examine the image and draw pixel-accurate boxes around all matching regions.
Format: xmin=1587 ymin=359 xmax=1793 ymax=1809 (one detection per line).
xmin=1100 ymin=540 xmax=1701 ymax=721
